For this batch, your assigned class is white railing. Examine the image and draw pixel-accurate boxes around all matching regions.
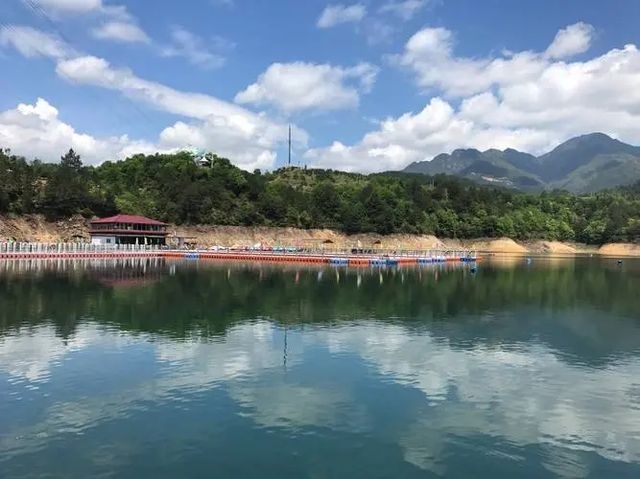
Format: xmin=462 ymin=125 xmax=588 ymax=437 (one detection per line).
xmin=0 ymin=242 xmax=477 ymax=259
xmin=0 ymin=242 xmax=161 ymax=254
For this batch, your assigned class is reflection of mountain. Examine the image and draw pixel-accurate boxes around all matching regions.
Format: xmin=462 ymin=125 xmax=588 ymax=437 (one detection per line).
xmin=1 ymin=259 xmax=638 ymax=362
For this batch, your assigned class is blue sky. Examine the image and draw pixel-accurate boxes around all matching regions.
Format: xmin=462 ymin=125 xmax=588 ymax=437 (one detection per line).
xmin=1 ymin=0 xmax=639 ymax=171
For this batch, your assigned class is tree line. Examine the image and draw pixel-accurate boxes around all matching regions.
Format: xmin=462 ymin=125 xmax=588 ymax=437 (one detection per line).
xmin=1 ymin=148 xmax=639 ymax=244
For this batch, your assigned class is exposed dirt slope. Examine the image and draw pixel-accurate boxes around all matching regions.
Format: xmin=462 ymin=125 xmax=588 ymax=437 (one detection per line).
xmin=172 ymin=224 xmax=445 ymax=250
xmin=465 ymin=238 xmax=529 ymax=254
xmin=1 ymin=215 xmax=635 ymax=256
xmin=527 ymin=241 xmax=578 ymax=254
xmin=598 ymin=243 xmax=640 ymax=257
xmin=0 ymin=215 xmax=89 ymax=242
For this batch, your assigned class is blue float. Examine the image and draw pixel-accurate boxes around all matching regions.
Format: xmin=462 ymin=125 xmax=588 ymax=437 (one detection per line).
xmin=329 ymin=257 xmax=348 ymax=265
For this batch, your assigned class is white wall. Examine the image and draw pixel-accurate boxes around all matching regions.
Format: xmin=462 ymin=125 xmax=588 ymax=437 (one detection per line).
xmin=90 ymin=236 xmax=116 ymax=246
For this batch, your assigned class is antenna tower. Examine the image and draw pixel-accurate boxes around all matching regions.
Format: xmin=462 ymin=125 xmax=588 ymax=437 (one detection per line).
xmin=288 ymin=124 xmax=292 ymax=166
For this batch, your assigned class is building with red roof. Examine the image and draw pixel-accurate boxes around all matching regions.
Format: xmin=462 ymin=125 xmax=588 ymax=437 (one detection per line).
xmin=89 ymin=214 xmax=168 ymax=246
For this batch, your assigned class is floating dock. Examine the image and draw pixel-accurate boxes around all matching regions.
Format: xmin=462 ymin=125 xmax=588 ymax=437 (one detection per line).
xmin=0 ymin=242 xmax=478 ymax=266
xmin=163 ymin=250 xmax=478 ymax=266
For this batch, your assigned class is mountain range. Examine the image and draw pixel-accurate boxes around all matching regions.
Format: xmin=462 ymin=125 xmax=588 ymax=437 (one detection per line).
xmin=402 ymin=133 xmax=640 ymax=193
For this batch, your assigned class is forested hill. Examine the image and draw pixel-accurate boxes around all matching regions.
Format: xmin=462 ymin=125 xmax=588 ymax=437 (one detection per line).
xmin=1 ymin=148 xmax=640 ymax=245
xmin=403 ymin=133 xmax=640 ymax=193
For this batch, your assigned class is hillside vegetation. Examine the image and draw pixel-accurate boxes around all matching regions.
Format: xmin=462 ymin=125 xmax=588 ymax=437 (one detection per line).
xmin=1 ymin=148 xmax=640 ymax=245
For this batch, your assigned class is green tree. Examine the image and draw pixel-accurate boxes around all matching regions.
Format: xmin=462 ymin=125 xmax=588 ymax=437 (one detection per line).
xmin=60 ymin=149 xmax=82 ymax=171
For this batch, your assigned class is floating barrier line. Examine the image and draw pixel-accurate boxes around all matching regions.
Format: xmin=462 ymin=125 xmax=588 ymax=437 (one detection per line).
xmin=0 ymin=243 xmax=478 ymax=265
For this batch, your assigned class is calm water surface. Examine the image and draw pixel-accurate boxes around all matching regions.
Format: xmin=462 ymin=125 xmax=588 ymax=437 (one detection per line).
xmin=1 ymin=257 xmax=640 ymax=478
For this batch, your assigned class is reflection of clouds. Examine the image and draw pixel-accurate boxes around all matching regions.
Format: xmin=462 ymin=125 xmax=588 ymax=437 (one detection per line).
xmin=159 ymin=323 xmax=370 ymax=432
xmin=397 ymin=417 xmax=447 ymax=475
xmin=1 ymin=321 xmax=351 ymax=459
xmin=1 ymin=322 xmax=280 ymax=457
xmin=542 ymin=447 xmax=591 ymax=479
xmin=229 ymin=381 xmax=368 ymax=432
xmin=0 ymin=326 xmax=100 ymax=382
xmin=318 ymin=323 xmax=640 ymax=473
xmin=2 ymin=319 xmax=640 ymax=476
xmin=155 ymin=320 xmax=285 ymax=384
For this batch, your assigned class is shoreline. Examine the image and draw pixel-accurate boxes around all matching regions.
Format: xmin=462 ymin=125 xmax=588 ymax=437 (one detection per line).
xmin=1 ymin=214 xmax=639 ymax=258
xmin=0 ymin=247 xmax=635 ymax=263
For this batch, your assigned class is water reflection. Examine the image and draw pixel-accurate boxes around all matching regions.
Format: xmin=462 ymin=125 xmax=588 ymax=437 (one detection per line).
xmin=1 ymin=258 xmax=640 ymax=478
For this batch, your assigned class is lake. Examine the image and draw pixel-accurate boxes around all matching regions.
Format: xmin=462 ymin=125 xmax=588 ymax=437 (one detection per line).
xmin=1 ymin=256 xmax=640 ymax=478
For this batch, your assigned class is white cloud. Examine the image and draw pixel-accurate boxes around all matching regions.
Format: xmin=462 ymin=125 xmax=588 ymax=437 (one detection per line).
xmin=92 ymin=21 xmax=150 ymax=44
xmin=324 ymin=0 xmax=430 ymax=45
xmin=0 ymin=98 xmax=156 ymax=165
xmin=379 ymin=0 xmax=428 ymax=21
xmin=30 ymin=0 xmax=135 ymax=24
xmin=0 ymin=95 xmax=290 ymax=171
xmin=31 ymin=0 xmax=136 ymax=21
xmin=235 ymin=62 xmax=379 ymax=113
xmin=55 ymin=55 xmax=271 ymax=124
xmin=157 ymin=120 xmax=281 ymax=172
xmin=160 ymin=26 xmax=230 ymax=70
xmin=308 ymin=23 xmax=640 ymax=172
xmin=92 ymin=7 xmax=151 ymax=45
xmin=306 ymin=95 xmax=560 ymax=173
xmin=317 ymin=3 xmax=367 ymax=28
xmin=1 ymin=25 xmax=307 ymax=170
xmin=306 ymin=97 xmax=485 ymax=172
xmin=30 ymin=0 xmax=152 ymax=46
xmin=394 ymin=26 xmax=549 ymax=97
xmin=32 ymin=0 xmax=103 ymax=13
xmin=0 ymin=26 xmax=72 ymax=59
xmin=545 ymin=22 xmax=595 ymax=59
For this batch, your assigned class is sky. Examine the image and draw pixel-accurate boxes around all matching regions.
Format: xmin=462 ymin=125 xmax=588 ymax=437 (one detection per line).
xmin=0 ymin=0 xmax=639 ymax=172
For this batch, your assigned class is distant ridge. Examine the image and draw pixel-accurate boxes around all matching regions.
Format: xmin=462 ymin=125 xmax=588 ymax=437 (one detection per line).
xmin=402 ymin=133 xmax=640 ymax=193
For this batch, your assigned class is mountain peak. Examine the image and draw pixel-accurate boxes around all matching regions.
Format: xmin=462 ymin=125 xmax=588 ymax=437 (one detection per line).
xmin=450 ymin=148 xmax=483 ymax=157
xmin=577 ymin=132 xmax=613 ymax=140
xmin=553 ymin=132 xmax=617 ymax=150
xmin=538 ymin=132 xmax=640 ymax=182
xmin=401 ymin=133 xmax=640 ymax=193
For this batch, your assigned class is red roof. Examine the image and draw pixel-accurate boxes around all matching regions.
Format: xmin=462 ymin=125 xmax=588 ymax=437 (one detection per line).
xmin=90 ymin=214 xmax=167 ymax=226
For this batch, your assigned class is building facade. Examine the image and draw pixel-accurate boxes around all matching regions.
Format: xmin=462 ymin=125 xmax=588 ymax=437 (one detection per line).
xmin=89 ymin=215 xmax=168 ymax=246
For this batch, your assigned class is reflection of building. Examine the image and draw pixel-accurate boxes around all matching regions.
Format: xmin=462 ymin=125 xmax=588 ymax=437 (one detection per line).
xmin=85 ymin=257 xmax=167 ymax=288
xmin=90 ymin=215 xmax=168 ymax=246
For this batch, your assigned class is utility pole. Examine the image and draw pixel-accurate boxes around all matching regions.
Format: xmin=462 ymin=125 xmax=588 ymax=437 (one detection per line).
xmin=288 ymin=124 xmax=292 ymax=167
